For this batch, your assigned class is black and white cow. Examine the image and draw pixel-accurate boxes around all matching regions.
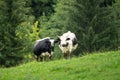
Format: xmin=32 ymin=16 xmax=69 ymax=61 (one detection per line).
xmin=56 ymin=31 xmax=78 ymax=59
xmin=33 ymin=37 xmax=56 ymax=61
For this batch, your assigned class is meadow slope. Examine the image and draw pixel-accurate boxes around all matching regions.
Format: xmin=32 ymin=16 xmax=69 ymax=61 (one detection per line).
xmin=0 ymin=51 xmax=120 ymax=80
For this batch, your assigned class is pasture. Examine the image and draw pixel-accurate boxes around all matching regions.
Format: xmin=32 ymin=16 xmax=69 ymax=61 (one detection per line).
xmin=0 ymin=51 xmax=120 ymax=80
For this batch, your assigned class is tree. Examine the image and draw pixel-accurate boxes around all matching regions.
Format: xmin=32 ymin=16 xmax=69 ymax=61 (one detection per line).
xmin=30 ymin=0 xmax=57 ymax=20
xmin=47 ymin=0 xmax=119 ymax=55
xmin=0 ymin=0 xmax=9 ymax=67
xmin=111 ymin=0 xmax=120 ymax=50
xmin=0 ymin=0 xmax=57 ymax=67
xmin=74 ymin=0 xmax=119 ymax=53
xmin=0 ymin=0 xmax=32 ymax=67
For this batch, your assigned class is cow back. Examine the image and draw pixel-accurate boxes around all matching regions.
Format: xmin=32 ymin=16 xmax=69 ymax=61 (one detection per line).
xmin=34 ymin=39 xmax=52 ymax=55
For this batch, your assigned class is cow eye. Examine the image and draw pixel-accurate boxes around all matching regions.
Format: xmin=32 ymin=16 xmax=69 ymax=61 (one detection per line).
xmin=66 ymin=38 xmax=70 ymax=40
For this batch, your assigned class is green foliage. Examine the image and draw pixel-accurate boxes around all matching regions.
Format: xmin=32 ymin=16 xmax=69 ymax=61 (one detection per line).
xmin=30 ymin=0 xmax=57 ymax=19
xmin=112 ymin=0 xmax=120 ymax=49
xmin=16 ymin=21 xmax=40 ymax=52
xmin=0 ymin=51 xmax=120 ymax=80
xmin=38 ymin=13 xmax=60 ymax=38
xmin=47 ymin=0 xmax=119 ymax=54
xmin=47 ymin=0 xmax=79 ymax=33
xmin=15 ymin=20 xmax=40 ymax=63
xmin=76 ymin=0 xmax=119 ymax=53
xmin=0 ymin=0 xmax=120 ymax=67
xmin=0 ymin=0 xmax=32 ymax=67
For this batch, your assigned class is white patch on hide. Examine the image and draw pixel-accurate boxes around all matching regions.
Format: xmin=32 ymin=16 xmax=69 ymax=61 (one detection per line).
xmin=49 ymin=39 xmax=55 ymax=47
xmin=41 ymin=52 xmax=53 ymax=57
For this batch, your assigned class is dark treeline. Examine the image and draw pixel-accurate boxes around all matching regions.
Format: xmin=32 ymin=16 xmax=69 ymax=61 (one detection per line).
xmin=0 ymin=0 xmax=119 ymax=67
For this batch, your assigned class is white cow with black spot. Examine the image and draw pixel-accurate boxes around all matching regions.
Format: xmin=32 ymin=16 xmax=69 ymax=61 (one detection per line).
xmin=56 ymin=31 xmax=78 ymax=59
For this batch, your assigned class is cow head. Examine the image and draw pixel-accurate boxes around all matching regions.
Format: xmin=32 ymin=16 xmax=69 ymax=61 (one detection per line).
xmin=55 ymin=31 xmax=78 ymax=47
xmin=55 ymin=31 xmax=78 ymax=59
xmin=49 ymin=38 xmax=55 ymax=47
xmin=57 ymin=36 xmax=71 ymax=47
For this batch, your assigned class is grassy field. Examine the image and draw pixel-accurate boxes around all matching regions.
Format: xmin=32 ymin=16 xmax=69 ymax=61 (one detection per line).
xmin=0 ymin=51 xmax=120 ymax=80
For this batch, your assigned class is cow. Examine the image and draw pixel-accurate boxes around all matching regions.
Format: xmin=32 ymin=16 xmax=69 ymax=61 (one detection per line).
xmin=33 ymin=37 xmax=57 ymax=61
xmin=56 ymin=31 xmax=78 ymax=59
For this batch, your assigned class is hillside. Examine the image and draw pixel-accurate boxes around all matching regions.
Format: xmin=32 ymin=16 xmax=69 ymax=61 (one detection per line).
xmin=0 ymin=51 xmax=120 ymax=80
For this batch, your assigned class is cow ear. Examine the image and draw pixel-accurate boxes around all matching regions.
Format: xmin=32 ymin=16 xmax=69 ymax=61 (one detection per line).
xmin=72 ymin=38 xmax=78 ymax=46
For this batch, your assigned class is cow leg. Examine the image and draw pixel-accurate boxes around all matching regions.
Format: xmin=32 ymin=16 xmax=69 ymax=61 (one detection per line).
xmin=68 ymin=53 xmax=71 ymax=59
xmin=36 ymin=55 xmax=39 ymax=61
xmin=41 ymin=57 xmax=45 ymax=62
xmin=66 ymin=53 xmax=69 ymax=59
xmin=40 ymin=56 xmax=44 ymax=62
xmin=66 ymin=52 xmax=71 ymax=59
xmin=49 ymin=55 xmax=52 ymax=60
xmin=48 ymin=51 xmax=53 ymax=61
xmin=69 ymin=48 xmax=72 ymax=59
xmin=64 ymin=53 xmax=67 ymax=59
xmin=44 ymin=56 xmax=47 ymax=61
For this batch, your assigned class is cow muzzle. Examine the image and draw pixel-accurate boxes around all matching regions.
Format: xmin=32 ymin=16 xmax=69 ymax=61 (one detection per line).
xmin=61 ymin=43 xmax=68 ymax=47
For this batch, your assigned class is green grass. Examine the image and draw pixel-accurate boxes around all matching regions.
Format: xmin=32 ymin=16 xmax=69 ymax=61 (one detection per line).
xmin=0 ymin=51 xmax=120 ymax=80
